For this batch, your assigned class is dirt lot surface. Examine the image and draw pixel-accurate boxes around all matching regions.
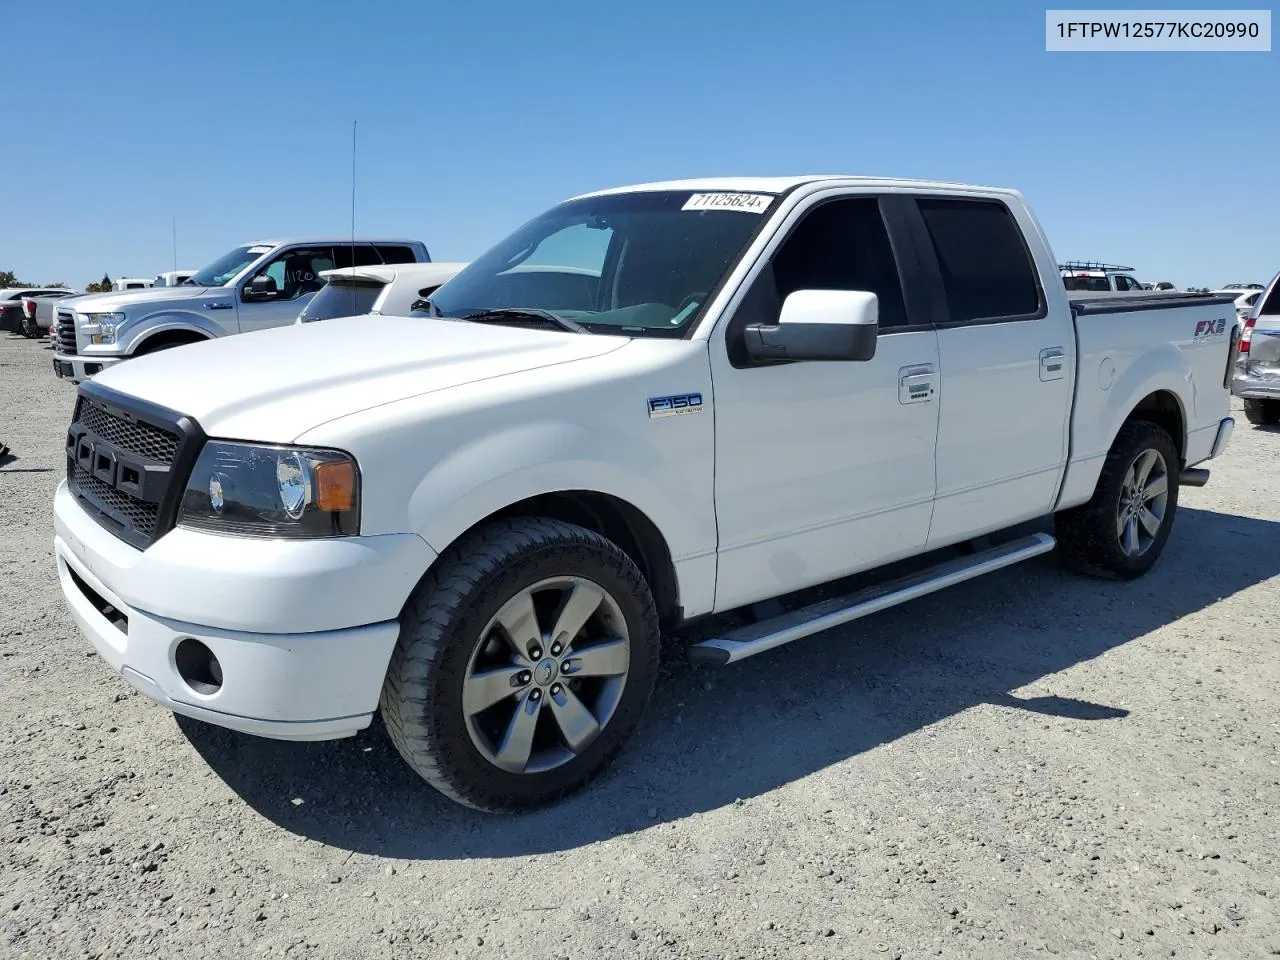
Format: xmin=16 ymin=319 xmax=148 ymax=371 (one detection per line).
xmin=2 ymin=330 xmax=1278 ymax=960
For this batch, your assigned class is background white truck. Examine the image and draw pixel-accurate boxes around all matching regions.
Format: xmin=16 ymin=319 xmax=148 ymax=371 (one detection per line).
xmin=295 ymin=262 xmax=468 ymax=325
xmin=1060 ymin=261 xmax=1147 ymax=293
xmin=53 ymin=176 xmax=1237 ymax=812
xmin=52 ymin=237 xmax=430 ymax=381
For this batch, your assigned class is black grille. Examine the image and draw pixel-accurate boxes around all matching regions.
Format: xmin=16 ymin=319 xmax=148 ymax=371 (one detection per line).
xmin=75 ymin=400 xmax=179 ymax=463
xmin=56 ymin=310 xmax=77 ymax=355
xmin=65 ymin=384 xmax=205 ymax=550
xmin=70 ymin=462 xmax=160 ymax=536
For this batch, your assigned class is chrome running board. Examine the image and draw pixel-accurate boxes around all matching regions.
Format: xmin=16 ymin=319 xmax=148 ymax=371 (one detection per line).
xmin=689 ymin=533 xmax=1057 ymax=665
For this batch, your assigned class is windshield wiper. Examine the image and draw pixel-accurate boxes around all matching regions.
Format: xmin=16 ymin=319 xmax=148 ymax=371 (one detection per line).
xmin=462 ymin=308 xmax=589 ymax=335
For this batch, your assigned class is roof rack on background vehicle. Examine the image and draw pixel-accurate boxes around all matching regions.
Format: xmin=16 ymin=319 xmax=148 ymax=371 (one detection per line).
xmin=1059 ymin=261 xmax=1135 ymax=272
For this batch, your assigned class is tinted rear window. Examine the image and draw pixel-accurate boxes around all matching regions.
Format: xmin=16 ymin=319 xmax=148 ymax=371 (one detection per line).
xmin=1260 ymin=281 xmax=1280 ymax=316
xmin=299 ymin=281 xmax=384 ymax=322
xmin=917 ymin=199 xmax=1042 ymax=323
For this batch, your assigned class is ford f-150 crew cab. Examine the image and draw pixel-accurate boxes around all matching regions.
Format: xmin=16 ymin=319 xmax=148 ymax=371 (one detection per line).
xmin=53 ymin=176 xmax=1238 ymax=812
xmin=51 ymin=237 xmax=430 ymax=381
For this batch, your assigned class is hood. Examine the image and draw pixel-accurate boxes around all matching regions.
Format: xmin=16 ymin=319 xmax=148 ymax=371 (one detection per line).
xmin=91 ymin=315 xmax=630 ymax=442
xmin=70 ymin=285 xmax=220 ymax=313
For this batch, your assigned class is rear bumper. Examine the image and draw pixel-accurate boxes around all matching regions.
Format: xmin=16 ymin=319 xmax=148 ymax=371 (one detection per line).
xmin=1232 ymin=371 xmax=1280 ymax=400
xmin=53 ymin=353 xmax=123 ymax=382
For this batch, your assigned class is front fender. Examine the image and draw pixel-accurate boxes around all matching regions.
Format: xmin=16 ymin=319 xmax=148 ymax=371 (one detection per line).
xmin=410 ymin=419 xmax=708 ymax=561
xmin=117 ymin=310 xmax=229 ymax=355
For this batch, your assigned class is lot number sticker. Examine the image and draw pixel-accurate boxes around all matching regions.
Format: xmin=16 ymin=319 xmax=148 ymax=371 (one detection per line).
xmin=682 ymin=193 xmax=773 ymax=214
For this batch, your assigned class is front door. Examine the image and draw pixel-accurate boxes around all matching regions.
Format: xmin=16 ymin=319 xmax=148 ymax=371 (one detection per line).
xmin=237 ymin=246 xmax=335 ymax=333
xmin=709 ymin=194 xmax=941 ymax=612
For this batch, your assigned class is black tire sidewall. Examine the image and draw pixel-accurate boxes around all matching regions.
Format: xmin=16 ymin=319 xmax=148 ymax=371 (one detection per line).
xmin=1091 ymin=424 xmax=1180 ymax=579
xmin=403 ymin=530 xmax=659 ymax=810
xmin=1244 ymin=399 xmax=1280 ymax=425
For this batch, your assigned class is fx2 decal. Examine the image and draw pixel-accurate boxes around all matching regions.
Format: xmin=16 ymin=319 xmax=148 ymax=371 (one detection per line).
xmin=1193 ymin=317 xmax=1227 ymax=339
xmin=647 ymin=393 xmax=704 ymax=419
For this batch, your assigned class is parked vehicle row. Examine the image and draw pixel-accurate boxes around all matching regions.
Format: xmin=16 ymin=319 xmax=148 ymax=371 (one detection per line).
xmin=1 ymin=286 xmax=78 ymax=336
xmin=52 ymin=175 xmax=1238 ymax=813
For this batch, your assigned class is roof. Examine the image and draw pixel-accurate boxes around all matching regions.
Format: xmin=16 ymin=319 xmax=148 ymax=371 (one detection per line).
xmin=240 ymin=237 xmax=425 ymax=248
xmin=572 ymin=175 xmax=1016 ymax=200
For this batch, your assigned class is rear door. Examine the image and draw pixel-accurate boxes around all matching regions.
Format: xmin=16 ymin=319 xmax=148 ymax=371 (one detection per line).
xmin=902 ymin=196 xmax=1074 ymax=550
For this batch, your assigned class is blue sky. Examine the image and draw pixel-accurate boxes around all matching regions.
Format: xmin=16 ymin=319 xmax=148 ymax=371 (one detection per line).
xmin=2 ymin=0 xmax=1275 ymax=290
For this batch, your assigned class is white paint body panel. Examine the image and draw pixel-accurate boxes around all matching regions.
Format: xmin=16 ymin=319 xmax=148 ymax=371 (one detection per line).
xmin=708 ymin=324 xmax=940 ymax=610
xmin=51 ymin=176 xmax=1235 ymax=739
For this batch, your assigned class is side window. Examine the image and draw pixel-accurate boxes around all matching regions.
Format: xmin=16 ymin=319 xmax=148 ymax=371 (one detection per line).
xmin=375 ymin=245 xmax=418 ymax=264
xmin=916 ymin=199 xmax=1042 ymax=323
xmin=258 ymin=247 xmax=335 ymax=301
xmin=725 ymin=197 xmax=909 ymax=366
xmin=330 ymin=245 xmax=416 ymax=269
xmin=1116 ymin=275 xmax=1140 ymax=292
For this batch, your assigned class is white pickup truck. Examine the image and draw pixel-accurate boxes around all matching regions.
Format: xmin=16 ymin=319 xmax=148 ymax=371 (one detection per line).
xmin=52 ymin=238 xmax=431 ymax=382
xmin=53 ymin=176 xmax=1238 ymax=812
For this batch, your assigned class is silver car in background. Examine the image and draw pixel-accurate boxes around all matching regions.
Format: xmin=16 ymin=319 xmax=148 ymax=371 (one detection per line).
xmin=1233 ymin=271 xmax=1280 ymax=425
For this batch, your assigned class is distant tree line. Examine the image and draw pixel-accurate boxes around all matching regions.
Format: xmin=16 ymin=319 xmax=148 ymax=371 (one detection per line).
xmin=0 ymin=270 xmax=68 ymax=289
xmin=0 ymin=269 xmax=118 ymax=292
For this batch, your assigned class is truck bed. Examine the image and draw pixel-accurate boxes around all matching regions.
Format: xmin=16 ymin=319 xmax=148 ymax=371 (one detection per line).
xmin=1057 ymin=291 xmax=1238 ymax=508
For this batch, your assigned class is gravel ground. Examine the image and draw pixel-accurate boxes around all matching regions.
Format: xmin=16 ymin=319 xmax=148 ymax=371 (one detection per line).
xmin=2 ymin=329 xmax=1278 ymax=960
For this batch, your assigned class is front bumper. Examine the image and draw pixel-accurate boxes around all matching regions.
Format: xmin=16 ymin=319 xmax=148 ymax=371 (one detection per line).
xmin=53 ymin=480 xmax=436 ymax=740
xmin=52 ymin=353 xmax=123 ymax=382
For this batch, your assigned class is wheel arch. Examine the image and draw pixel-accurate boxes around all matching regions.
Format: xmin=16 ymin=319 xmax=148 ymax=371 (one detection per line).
xmin=1057 ymin=381 xmax=1190 ymax=511
xmin=1124 ymin=389 xmax=1186 ymax=463
xmin=132 ymin=328 xmax=212 ymax=355
xmin=437 ymin=490 xmax=683 ymax=629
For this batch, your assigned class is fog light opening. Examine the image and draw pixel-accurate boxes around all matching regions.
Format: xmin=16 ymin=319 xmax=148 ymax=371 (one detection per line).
xmin=175 ymin=638 xmax=223 ymax=695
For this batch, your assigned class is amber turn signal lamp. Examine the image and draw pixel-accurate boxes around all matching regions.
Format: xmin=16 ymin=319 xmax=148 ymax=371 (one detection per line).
xmin=314 ymin=461 xmax=356 ymax=512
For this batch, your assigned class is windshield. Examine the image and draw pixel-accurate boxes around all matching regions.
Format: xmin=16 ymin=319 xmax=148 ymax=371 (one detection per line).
xmin=298 ymin=280 xmax=384 ymax=323
xmin=428 ymin=190 xmax=778 ymax=336
xmin=187 ymin=245 xmax=272 ymax=287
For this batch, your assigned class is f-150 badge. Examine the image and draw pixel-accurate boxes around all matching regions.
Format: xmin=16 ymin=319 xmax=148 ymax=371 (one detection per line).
xmin=647 ymin=393 xmax=704 ymax=418
xmin=1193 ymin=318 xmax=1227 ymax=338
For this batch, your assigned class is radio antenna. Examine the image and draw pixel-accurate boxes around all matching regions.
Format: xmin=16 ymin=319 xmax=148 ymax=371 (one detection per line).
xmin=171 ymin=216 xmax=178 ymax=272
xmin=350 ymin=120 xmax=357 ymax=262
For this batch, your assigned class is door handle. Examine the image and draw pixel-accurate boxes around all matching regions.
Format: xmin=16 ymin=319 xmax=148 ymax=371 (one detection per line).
xmin=1039 ymin=348 xmax=1066 ymax=382
xmin=898 ymin=365 xmax=937 ymax=404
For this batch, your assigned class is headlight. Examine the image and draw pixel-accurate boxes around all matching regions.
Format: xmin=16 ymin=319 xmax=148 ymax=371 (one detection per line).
xmin=178 ymin=442 xmax=360 ymax=538
xmin=81 ymin=312 xmax=125 ymax=344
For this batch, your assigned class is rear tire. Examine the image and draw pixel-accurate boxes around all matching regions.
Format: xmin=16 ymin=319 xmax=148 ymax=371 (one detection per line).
xmin=380 ymin=517 xmax=661 ymax=812
xmin=1055 ymin=420 xmax=1180 ymax=580
xmin=1243 ymin=398 xmax=1280 ymax=426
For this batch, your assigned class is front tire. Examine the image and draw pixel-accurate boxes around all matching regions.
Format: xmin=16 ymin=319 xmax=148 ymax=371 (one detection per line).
xmin=380 ymin=517 xmax=661 ymax=812
xmin=1243 ymin=398 xmax=1280 ymax=426
xmin=1055 ymin=421 xmax=1180 ymax=580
